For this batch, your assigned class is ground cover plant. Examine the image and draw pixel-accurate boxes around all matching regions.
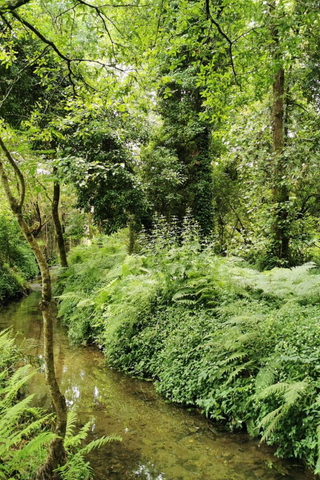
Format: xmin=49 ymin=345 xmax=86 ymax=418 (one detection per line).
xmin=56 ymin=227 xmax=320 ymax=475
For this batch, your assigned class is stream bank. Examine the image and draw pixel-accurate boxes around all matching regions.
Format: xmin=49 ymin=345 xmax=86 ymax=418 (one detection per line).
xmin=0 ymin=288 xmax=315 ymax=480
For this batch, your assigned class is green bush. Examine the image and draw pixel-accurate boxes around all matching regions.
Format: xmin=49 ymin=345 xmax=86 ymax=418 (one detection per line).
xmin=57 ymin=228 xmax=320 ymax=473
xmin=0 ymin=214 xmax=38 ymax=303
xmin=0 ymin=264 xmax=28 ymax=303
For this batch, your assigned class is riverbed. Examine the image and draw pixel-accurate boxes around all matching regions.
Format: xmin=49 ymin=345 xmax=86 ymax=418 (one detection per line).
xmin=0 ymin=289 xmax=315 ymax=480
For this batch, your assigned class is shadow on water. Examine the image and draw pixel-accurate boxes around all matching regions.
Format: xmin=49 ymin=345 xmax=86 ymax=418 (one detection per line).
xmin=0 ymin=289 xmax=315 ymax=480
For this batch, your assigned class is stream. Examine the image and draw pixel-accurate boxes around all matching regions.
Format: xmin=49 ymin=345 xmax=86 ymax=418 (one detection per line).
xmin=0 ymin=288 xmax=315 ymax=480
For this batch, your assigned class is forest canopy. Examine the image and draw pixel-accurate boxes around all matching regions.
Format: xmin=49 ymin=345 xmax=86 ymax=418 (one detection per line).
xmin=0 ymin=0 xmax=319 ymax=268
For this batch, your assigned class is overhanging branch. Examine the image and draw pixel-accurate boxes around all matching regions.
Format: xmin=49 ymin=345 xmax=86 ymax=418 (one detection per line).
xmin=205 ymin=0 xmax=239 ymax=86
xmin=0 ymin=0 xmax=31 ymax=13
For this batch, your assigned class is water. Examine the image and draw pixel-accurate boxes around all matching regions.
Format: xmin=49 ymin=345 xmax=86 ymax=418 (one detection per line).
xmin=0 ymin=289 xmax=315 ymax=480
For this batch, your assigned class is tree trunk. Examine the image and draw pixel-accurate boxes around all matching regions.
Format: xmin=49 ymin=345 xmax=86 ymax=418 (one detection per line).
xmin=88 ymin=212 xmax=94 ymax=240
xmin=272 ymin=66 xmax=289 ymax=260
xmin=269 ymin=4 xmax=290 ymax=262
xmin=128 ymin=214 xmax=136 ymax=255
xmin=52 ymin=171 xmax=68 ymax=267
xmin=17 ymin=215 xmax=67 ymax=480
xmin=0 ymin=137 xmax=67 ymax=478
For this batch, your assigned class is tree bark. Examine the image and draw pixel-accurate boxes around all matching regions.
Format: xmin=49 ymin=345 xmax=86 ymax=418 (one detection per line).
xmin=270 ymin=10 xmax=290 ymax=261
xmin=52 ymin=171 xmax=68 ymax=267
xmin=0 ymin=136 xmax=67 ymax=478
xmin=128 ymin=214 xmax=136 ymax=255
xmin=17 ymin=215 xmax=67 ymax=480
xmin=88 ymin=212 xmax=94 ymax=240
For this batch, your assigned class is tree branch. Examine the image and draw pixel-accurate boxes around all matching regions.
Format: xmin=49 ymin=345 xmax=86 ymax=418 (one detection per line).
xmin=0 ymin=0 xmax=31 ymax=13
xmin=10 ymin=10 xmax=129 ymax=93
xmin=0 ymin=135 xmax=25 ymax=208
xmin=36 ymin=177 xmax=53 ymax=202
xmin=205 ymin=0 xmax=239 ymax=86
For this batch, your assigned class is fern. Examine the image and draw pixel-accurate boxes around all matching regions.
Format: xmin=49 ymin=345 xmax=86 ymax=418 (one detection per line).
xmin=255 ymin=356 xmax=282 ymax=391
xmin=315 ymin=425 xmax=320 ymax=475
xmin=258 ymin=381 xmax=309 ymax=441
xmin=0 ymin=330 xmax=55 ymax=479
xmin=56 ymin=409 xmax=122 ymax=480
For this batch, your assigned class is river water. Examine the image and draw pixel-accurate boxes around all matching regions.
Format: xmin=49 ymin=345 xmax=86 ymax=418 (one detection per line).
xmin=0 ymin=288 xmax=315 ymax=480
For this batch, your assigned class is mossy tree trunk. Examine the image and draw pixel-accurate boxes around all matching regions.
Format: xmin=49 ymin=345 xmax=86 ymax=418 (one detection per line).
xmin=0 ymin=136 xmax=67 ymax=479
xmin=270 ymin=3 xmax=290 ymax=262
xmin=272 ymin=65 xmax=289 ymax=260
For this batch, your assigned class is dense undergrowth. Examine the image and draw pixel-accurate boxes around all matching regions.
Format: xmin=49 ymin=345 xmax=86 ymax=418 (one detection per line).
xmin=56 ymin=227 xmax=320 ymax=474
xmin=0 ymin=215 xmax=38 ymax=303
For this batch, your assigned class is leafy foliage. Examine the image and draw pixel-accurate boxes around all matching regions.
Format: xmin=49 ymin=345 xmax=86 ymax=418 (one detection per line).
xmin=0 ymin=214 xmax=38 ymax=303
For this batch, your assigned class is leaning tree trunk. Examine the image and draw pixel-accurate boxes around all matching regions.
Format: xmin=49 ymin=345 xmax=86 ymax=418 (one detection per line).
xmin=52 ymin=171 xmax=68 ymax=268
xmin=0 ymin=136 xmax=67 ymax=479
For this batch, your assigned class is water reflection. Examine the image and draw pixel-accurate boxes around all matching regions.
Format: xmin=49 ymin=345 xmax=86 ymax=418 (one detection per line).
xmin=0 ymin=290 xmax=315 ymax=480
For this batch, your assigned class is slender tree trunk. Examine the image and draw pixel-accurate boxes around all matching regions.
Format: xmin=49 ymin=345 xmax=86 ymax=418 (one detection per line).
xmin=0 ymin=137 xmax=67 ymax=479
xmin=272 ymin=70 xmax=290 ymax=261
xmin=270 ymin=10 xmax=289 ymax=261
xmin=17 ymin=215 xmax=67 ymax=480
xmin=88 ymin=212 xmax=93 ymax=240
xmin=128 ymin=214 xmax=136 ymax=255
xmin=52 ymin=168 xmax=68 ymax=267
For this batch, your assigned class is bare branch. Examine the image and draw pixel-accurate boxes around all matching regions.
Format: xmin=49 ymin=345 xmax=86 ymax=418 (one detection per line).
xmin=152 ymin=0 xmax=163 ymax=48
xmin=0 ymin=11 xmax=12 ymax=28
xmin=10 ymin=11 xmax=129 ymax=93
xmin=232 ymin=25 xmax=263 ymax=44
xmin=11 ymin=11 xmax=70 ymax=61
xmin=36 ymin=177 xmax=53 ymax=202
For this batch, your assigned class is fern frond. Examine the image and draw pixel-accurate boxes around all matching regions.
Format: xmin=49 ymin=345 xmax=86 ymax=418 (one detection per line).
xmin=219 ymin=351 xmax=247 ymax=365
xmin=12 ymin=432 xmax=56 ymax=461
xmin=226 ymin=361 xmax=254 ymax=384
xmin=65 ymin=410 xmax=78 ymax=438
xmin=260 ymin=407 xmax=285 ymax=442
xmin=283 ymin=381 xmax=308 ymax=406
xmin=65 ymin=421 xmax=92 ymax=448
xmin=79 ymin=434 xmax=122 ymax=455
xmin=257 ymin=382 xmax=289 ymax=399
xmin=256 ymin=357 xmax=282 ymax=391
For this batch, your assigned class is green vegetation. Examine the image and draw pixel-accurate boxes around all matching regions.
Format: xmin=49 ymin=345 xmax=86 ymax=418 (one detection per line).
xmin=2 ymin=0 xmax=320 ymax=476
xmin=0 ymin=214 xmax=38 ymax=303
xmin=57 ymin=229 xmax=320 ymax=474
